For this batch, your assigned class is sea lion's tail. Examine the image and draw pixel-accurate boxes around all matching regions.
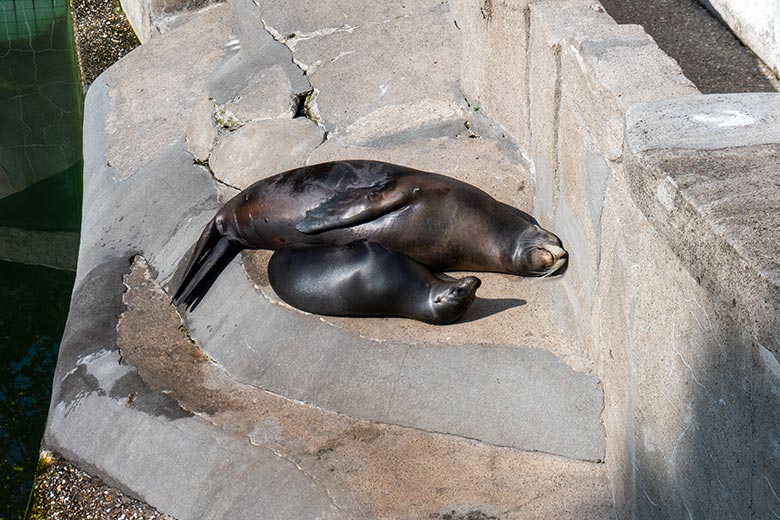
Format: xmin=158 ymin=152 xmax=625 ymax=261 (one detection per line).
xmin=173 ymin=218 xmax=241 ymax=311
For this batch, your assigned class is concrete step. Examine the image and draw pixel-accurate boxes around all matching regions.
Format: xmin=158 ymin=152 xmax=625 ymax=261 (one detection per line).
xmin=177 ymin=132 xmax=605 ymax=463
xmin=103 ymin=256 xmax=615 ymax=519
xmin=179 ymin=230 xmax=604 ymax=462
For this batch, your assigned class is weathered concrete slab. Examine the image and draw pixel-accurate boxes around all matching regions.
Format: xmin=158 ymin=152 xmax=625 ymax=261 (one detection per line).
xmin=101 ymin=5 xmax=233 ymax=181
xmin=48 ymin=312 xmax=338 ymax=520
xmin=258 ymin=0 xmax=463 ymax=136
xmin=528 ymin=0 xmax=615 ymax=221
xmin=625 ymin=94 xmax=780 ymax=359
xmin=625 ymin=93 xmax=780 ymax=153
xmin=115 ymin=256 xmax=615 ymax=519
xmin=186 ymin=96 xmax=217 ymax=163
xmin=209 ymin=118 xmax=325 ymax=189
xmin=184 ymin=256 xmax=605 ymax=461
xmin=450 ymin=0 xmax=532 ymax=149
xmin=225 ymin=64 xmax=297 ymax=122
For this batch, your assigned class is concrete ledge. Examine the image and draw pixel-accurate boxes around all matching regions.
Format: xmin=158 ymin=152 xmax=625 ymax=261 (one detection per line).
xmin=524 ymin=1 xmax=780 ymax=517
xmin=625 ymin=93 xmax=780 ymax=357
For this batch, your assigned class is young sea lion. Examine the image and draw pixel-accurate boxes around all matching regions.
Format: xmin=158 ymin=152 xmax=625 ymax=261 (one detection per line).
xmin=267 ymin=240 xmax=481 ymax=325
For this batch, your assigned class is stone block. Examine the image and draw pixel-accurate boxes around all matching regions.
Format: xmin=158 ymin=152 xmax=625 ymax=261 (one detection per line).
xmin=553 ymin=97 xmax=607 ymax=312
xmin=338 ymin=98 xmax=467 ymax=148
xmin=209 ymin=118 xmax=325 ymax=189
xmin=629 ymin=265 xmax=753 ymax=519
xmin=47 ymin=353 xmax=339 ymax=520
xmin=559 ymin=22 xmax=698 ymax=160
xmin=101 ymin=5 xmax=232 ymax=181
xmin=185 ymin=258 xmax=606 ymax=461
xmin=625 ymin=95 xmax=780 ymax=358
xmin=225 ymin=64 xmax=296 ymax=121
xmin=254 ymin=0 xmax=440 ymax=36
xmin=282 ymin=2 xmax=462 ymax=135
xmin=452 ymin=0 xmax=532 ymax=149
xmin=625 ymin=92 xmax=780 ymax=154
xmin=528 ymin=0 xmax=615 ymax=220
xmin=591 ymin=179 xmax=641 ymax=519
xmin=186 ymin=96 xmax=217 ymax=162
xmin=591 ymin=174 xmax=759 ymax=519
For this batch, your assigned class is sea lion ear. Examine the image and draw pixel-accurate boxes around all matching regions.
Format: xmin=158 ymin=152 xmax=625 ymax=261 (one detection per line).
xmin=296 ymin=179 xmax=416 ymax=234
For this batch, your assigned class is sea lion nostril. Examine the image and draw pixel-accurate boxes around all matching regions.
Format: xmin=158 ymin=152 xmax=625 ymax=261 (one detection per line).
xmin=533 ymin=247 xmax=555 ymax=269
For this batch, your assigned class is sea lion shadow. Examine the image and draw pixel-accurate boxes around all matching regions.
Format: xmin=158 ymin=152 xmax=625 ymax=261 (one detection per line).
xmin=457 ymin=297 xmax=527 ymax=323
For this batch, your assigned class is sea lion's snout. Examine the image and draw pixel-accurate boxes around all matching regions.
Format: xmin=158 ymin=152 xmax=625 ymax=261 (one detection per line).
xmin=435 ymin=276 xmax=482 ymax=304
xmin=533 ymin=245 xmax=568 ymax=275
xmin=429 ymin=276 xmax=482 ymax=325
xmin=451 ymin=276 xmax=482 ymax=299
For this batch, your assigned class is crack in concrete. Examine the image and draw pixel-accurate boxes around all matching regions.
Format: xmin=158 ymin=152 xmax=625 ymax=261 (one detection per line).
xmin=263 ymin=445 xmax=344 ymax=513
xmin=259 ymin=19 xmax=329 ymax=133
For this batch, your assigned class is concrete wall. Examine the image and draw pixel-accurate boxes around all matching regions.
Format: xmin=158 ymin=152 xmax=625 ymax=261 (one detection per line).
xmin=700 ymin=0 xmax=780 ymax=78
xmin=463 ymin=0 xmax=780 ymax=517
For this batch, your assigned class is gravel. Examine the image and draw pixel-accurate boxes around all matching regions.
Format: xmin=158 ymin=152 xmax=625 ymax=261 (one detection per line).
xmin=70 ymin=0 xmax=140 ymax=87
xmin=26 ymin=452 xmax=175 ymax=520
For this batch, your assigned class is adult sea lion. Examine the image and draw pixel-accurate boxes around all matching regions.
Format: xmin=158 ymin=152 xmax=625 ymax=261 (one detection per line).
xmin=174 ymin=160 xmax=567 ymax=310
xmin=268 ymin=240 xmax=481 ymax=325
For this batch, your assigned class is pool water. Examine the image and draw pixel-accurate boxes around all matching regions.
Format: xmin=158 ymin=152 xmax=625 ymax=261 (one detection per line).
xmin=0 ymin=0 xmax=83 ymax=517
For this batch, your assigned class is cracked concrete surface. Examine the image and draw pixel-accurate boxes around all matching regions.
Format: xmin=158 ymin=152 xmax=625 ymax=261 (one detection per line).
xmin=117 ymin=256 xmax=613 ymax=519
xmin=42 ymin=0 xmax=618 ymax=517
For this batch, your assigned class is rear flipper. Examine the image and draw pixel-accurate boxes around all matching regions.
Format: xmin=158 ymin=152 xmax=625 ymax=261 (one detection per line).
xmin=173 ymin=228 xmax=242 ymax=311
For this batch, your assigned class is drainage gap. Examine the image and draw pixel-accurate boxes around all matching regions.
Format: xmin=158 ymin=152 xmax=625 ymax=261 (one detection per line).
xmin=293 ymin=91 xmax=310 ymax=119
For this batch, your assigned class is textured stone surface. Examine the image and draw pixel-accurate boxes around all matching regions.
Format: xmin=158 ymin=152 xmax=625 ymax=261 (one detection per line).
xmin=190 ymin=256 xmax=605 ymax=461
xmin=116 ymin=256 xmax=614 ymax=519
xmin=625 ymin=95 xmax=780 ymax=358
xmin=185 ymin=96 xmax=217 ymax=163
xmin=528 ymin=0 xmax=615 ymax=222
xmin=224 ymin=64 xmax=296 ymax=122
xmin=450 ymin=0 xmax=532 ymax=149
xmin=102 ymin=5 xmax=231 ymax=181
xmin=625 ymin=93 xmax=780 ymax=153
xmin=258 ymin=0 xmax=463 ymax=136
xmin=209 ymin=118 xmax=325 ymax=189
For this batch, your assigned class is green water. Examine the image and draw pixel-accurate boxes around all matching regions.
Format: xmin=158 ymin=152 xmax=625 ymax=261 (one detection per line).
xmin=0 ymin=0 xmax=83 ymax=517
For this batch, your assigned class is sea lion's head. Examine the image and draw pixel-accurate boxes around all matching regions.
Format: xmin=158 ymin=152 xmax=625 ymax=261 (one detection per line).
xmin=427 ymin=276 xmax=482 ymax=325
xmin=512 ymin=224 xmax=568 ymax=277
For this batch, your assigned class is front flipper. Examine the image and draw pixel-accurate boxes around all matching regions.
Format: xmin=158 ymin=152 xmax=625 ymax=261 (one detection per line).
xmin=296 ymin=179 xmax=419 ymax=234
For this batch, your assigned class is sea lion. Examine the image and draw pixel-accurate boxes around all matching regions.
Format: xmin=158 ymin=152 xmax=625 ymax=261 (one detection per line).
xmin=268 ymin=240 xmax=482 ymax=325
xmin=174 ymin=160 xmax=567 ymax=310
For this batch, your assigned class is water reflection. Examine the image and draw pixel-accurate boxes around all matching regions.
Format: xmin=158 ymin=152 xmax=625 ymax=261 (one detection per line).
xmin=0 ymin=0 xmax=82 ymax=516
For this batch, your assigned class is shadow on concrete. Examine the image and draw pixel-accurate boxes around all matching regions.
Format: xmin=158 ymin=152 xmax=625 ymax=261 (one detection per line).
xmin=458 ymin=297 xmax=527 ymax=323
xmin=631 ymin=305 xmax=780 ymax=518
xmin=599 ymin=0 xmax=779 ymax=94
